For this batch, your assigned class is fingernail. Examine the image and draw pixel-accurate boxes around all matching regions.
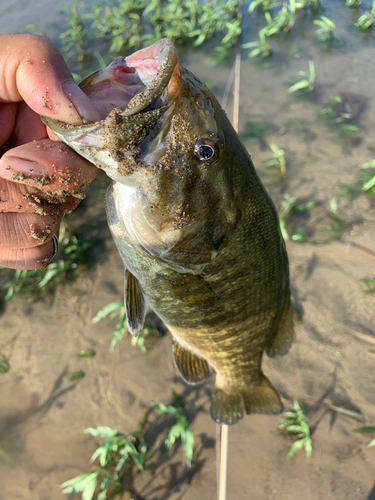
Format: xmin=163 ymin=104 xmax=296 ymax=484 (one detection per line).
xmin=62 ymin=82 xmax=101 ymax=124
xmin=0 ymin=157 xmax=51 ymax=183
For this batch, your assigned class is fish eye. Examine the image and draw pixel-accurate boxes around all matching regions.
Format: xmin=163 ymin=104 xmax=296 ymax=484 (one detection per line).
xmin=194 ymin=139 xmax=219 ymax=164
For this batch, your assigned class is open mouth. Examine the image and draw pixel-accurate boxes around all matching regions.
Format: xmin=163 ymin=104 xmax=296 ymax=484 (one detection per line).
xmin=79 ymin=38 xmax=179 ymax=119
xmin=41 ymin=38 xmax=180 ymax=153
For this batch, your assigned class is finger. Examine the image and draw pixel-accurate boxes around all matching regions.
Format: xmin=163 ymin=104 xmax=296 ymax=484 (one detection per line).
xmin=0 ymin=34 xmax=100 ymax=124
xmin=0 ymin=238 xmax=57 ymax=270
xmin=0 ymin=140 xmax=99 ymax=201
xmin=0 ymin=211 xmax=63 ymax=249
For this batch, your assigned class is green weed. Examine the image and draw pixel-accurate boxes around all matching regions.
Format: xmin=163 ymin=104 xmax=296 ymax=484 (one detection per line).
xmin=346 ymin=0 xmax=361 ymax=7
xmin=152 ymin=392 xmax=194 ymax=467
xmin=275 ymin=0 xmax=297 ymax=33
xmin=279 ymin=400 xmax=312 ymax=459
xmin=361 ymin=278 xmax=375 ymax=293
xmin=359 ymin=160 xmax=375 ymax=194
xmin=70 ymin=370 xmax=86 ymax=381
xmin=77 ymin=349 xmax=96 ymax=359
xmin=60 ymin=2 xmax=89 ymax=60
xmin=60 ymin=0 xmax=243 ymax=63
xmin=278 ymin=194 xmax=315 ymax=242
xmin=319 ymin=97 xmax=360 ymax=144
xmin=243 ymin=29 xmax=272 ymax=58
xmin=355 ymin=1 xmax=375 ymax=30
xmin=263 ymin=143 xmax=287 ymax=175
xmin=313 ymin=15 xmax=336 ymax=41
xmin=353 ymin=427 xmax=375 ymax=447
xmin=92 ymin=301 xmax=158 ymax=352
xmin=0 ymin=355 xmax=10 ymax=375
xmin=248 ymin=0 xmax=281 ymax=13
xmin=61 ymin=412 xmax=148 ymax=500
xmin=1 ymin=222 xmax=95 ymax=301
xmin=60 ymin=394 xmax=194 ymax=499
xmin=288 ymin=60 xmax=315 ymax=93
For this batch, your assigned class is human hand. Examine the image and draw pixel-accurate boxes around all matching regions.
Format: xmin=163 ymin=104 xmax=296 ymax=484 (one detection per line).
xmin=0 ymin=34 xmax=101 ymax=270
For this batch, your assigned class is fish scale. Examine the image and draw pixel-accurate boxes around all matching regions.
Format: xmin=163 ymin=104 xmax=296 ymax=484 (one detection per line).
xmin=42 ymin=38 xmax=293 ymax=425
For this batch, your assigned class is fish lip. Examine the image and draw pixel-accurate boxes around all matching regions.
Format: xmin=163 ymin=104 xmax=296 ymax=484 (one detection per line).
xmin=80 ymin=38 xmax=179 ymax=118
xmin=41 ymin=39 xmax=180 ymax=141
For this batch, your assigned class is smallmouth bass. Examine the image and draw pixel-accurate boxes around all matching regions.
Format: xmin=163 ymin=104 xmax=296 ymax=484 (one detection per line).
xmin=42 ymin=39 xmax=293 ymax=425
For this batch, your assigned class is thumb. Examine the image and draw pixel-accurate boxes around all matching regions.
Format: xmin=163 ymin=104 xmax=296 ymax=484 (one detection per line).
xmin=0 ymin=34 xmax=100 ymax=125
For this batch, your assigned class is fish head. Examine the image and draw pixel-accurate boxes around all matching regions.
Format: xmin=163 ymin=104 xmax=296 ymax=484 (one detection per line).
xmin=42 ymin=39 xmax=242 ymax=269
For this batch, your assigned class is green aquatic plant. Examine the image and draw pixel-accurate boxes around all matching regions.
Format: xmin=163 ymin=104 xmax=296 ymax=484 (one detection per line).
xmin=151 ymin=392 xmax=194 ymax=468
xmin=243 ymin=28 xmax=272 ymax=58
xmin=361 ymin=278 xmax=375 ymax=293
xmin=353 ymin=427 xmax=375 ymax=447
xmin=0 ymin=355 xmax=10 ymax=375
xmin=288 ymin=60 xmax=315 ymax=93
xmin=346 ymin=0 xmax=361 ymax=7
xmin=275 ymin=0 xmax=297 ymax=33
xmin=355 ymin=1 xmax=375 ymax=30
xmin=60 ymin=2 xmax=88 ymax=60
xmin=1 ymin=222 xmax=95 ymax=301
xmin=65 ymin=0 xmax=243 ymax=60
xmin=262 ymin=143 xmax=286 ymax=175
xmin=278 ymin=194 xmax=315 ymax=242
xmin=319 ymin=95 xmax=343 ymax=121
xmin=92 ymin=302 xmax=158 ymax=351
xmin=248 ymin=0 xmax=280 ymax=13
xmin=313 ymin=15 xmax=336 ymax=41
xmin=61 ymin=413 xmax=148 ymax=500
xmin=359 ymin=160 xmax=375 ymax=193
xmin=278 ymin=400 xmax=312 ymax=459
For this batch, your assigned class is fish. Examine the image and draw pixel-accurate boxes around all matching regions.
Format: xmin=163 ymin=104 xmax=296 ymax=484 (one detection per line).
xmin=42 ymin=39 xmax=294 ymax=425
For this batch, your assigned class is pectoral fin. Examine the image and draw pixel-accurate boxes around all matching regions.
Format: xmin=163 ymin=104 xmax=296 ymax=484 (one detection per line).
xmin=172 ymin=339 xmax=211 ymax=385
xmin=125 ymin=269 xmax=148 ymax=337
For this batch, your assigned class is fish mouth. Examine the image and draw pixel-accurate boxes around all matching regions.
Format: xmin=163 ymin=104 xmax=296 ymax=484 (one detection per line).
xmin=41 ymin=39 xmax=180 ymax=145
xmin=79 ymin=38 xmax=180 ymax=119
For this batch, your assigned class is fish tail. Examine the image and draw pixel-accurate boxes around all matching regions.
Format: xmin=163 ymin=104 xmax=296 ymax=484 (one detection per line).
xmin=211 ymin=374 xmax=282 ymax=425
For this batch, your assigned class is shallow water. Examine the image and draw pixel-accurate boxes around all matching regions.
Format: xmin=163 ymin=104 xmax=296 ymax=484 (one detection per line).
xmin=1 ymin=2 xmax=375 ymax=500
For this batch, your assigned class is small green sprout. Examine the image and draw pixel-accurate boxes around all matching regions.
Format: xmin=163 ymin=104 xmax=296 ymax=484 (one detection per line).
xmin=359 ymin=160 xmax=375 ymax=193
xmin=279 ymin=400 xmax=312 ymax=459
xmin=248 ymin=0 xmax=280 ymax=13
xmin=92 ymin=302 xmax=158 ymax=351
xmin=346 ymin=0 xmax=361 ymax=7
xmin=61 ymin=414 xmax=148 ymax=500
xmin=353 ymin=427 xmax=375 ymax=447
xmin=0 ymin=355 xmax=10 ymax=375
xmin=77 ymin=349 xmax=96 ymax=359
xmin=319 ymin=96 xmax=343 ymax=121
xmin=355 ymin=1 xmax=375 ymax=30
xmin=1 ymin=222 xmax=95 ymax=301
xmin=70 ymin=371 xmax=85 ymax=381
xmin=274 ymin=0 xmax=297 ymax=33
xmin=313 ymin=15 xmax=336 ymax=41
xmin=263 ymin=143 xmax=286 ymax=175
xmin=60 ymin=2 xmax=88 ymax=60
xmin=361 ymin=278 xmax=375 ymax=293
xmin=152 ymin=392 xmax=194 ymax=468
xmin=278 ymin=194 xmax=315 ymax=242
xmin=243 ymin=28 xmax=272 ymax=58
xmin=288 ymin=61 xmax=315 ymax=93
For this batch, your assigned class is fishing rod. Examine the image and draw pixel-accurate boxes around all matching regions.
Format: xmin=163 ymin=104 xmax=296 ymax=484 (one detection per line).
xmin=217 ymin=52 xmax=241 ymax=500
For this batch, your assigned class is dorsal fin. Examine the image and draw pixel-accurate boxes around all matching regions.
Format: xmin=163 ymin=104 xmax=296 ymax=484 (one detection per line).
xmin=125 ymin=269 xmax=148 ymax=337
xmin=172 ymin=339 xmax=211 ymax=385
